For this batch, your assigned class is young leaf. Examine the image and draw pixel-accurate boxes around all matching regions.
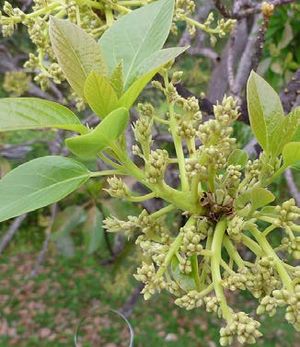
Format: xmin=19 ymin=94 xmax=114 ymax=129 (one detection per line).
xmin=291 ymin=107 xmax=300 ymax=141
xmin=84 ymin=72 xmax=119 ymax=118
xmin=268 ymin=111 xmax=300 ymax=157
xmin=227 ymin=149 xmax=249 ymax=168
xmin=0 ymin=98 xmax=87 ymax=134
xmin=235 ymin=187 xmax=275 ymax=211
xmin=247 ymin=71 xmax=284 ymax=152
xmin=119 ymin=47 xmax=186 ymax=109
xmin=0 ymin=156 xmax=91 ymax=223
xmin=83 ymin=206 xmax=104 ymax=255
xmin=99 ymin=0 xmax=174 ymax=85
xmin=282 ymin=142 xmax=300 ymax=167
xmin=171 ymin=256 xmax=195 ymax=292
xmin=51 ymin=206 xmax=86 ymax=241
xmin=49 ymin=17 xmax=107 ymax=97
xmin=66 ymin=108 xmax=129 ymax=158
xmin=110 ymin=62 xmax=124 ymax=98
xmin=126 ymin=47 xmax=187 ymax=89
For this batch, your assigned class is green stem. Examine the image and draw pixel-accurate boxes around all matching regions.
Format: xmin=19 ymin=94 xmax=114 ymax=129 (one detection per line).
xmin=127 ymin=192 xmax=156 ymax=202
xmin=168 ymin=103 xmax=189 ymax=192
xmin=241 ymin=234 xmax=263 ymax=256
xmin=248 ymin=225 xmax=293 ymax=292
xmin=211 ymin=218 xmax=233 ymax=321
xmin=223 ymin=236 xmax=245 ymax=268
xmin=191 ymin=255 xmax=201 ymax=291
xmin=262 ymin=224 xmax=277 ymax=237
xmin=90 ymin=170 xmax=122 ymax=177
xmin=111 ymin=144 xmax=202 ymax=213
xmin=150 ymin=204 xmax=176 ymax=219
xmin=156 ymin=217 xmax=195 ymax=278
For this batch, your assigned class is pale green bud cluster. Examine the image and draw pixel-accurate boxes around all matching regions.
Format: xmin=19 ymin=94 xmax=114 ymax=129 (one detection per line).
xmin=105 ymin=176 xmax=129 ymax=198
xmin=180 ymin=225 xmax=203 ymax=256
xmin=185 ymin=158 xmax=207 ymax=178
xmin=204 ymin=296 xmax=220 ymax=315
xmin=137 ymin=102 xmax=155 ymax=118
xmin=214 ymin=96 xmax=240 ymax=126
xmin=134 ymin=261 xmax=166 ymax=300
xmin=145 ymin=149 xmax=169 ymax=184
xmin=220 ymin=312 xmax=262 ymax=346
xmin=223 ymin=271 xmax=247 ymax=291
xmin=3 ymin=71 xmax=31 ymax=96
xmin=175 ymin=290 xmax=203 ymax=310
xmin=274 ymin=198 xmax=300 ymax=227
xmin=282 ymin=236 xmax=300 ymax=259
xmin=178 ymin=256 xmax=192 ymax=274
xmin=273 ymin=285 xmax=300 ymax=331
xmin=227 ymin=215 xmax=244 ymax=241
xmin=256 ymin=295 xmax=277 ymax=316
xmin=103 ymin=215 xmax=139 ymax=237
xmin=133 ymin=116 xmax=152 ymax=146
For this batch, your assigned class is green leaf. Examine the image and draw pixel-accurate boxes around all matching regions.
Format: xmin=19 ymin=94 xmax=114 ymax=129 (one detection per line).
xmin=291 ymin=107 xmax=300 ymax=141
xmin=83 ymin=206 xmax=104 ymax=255
xmin=118 ymin=47 xmax=186 ymax=108
xmin=118 ymin=70 xmax=158 ymax=109
xmin=0 ymin=98 xmax=87 ymax=134
xmin=236 ymin=187 xmax=275 ymax=211
xmin=247 ymin=71 xmax=284 ymax=153
xmin=268 ymin=111 xmax=300 ymax=157
xmin=66 ymin=108 xmax=129 ymax=158
xmin=49 ymin=17 xmax=107 ymax=97
xmin=282 ymin=142 xmax=300 ymax=167
xmin=110 ymin=62 xmax=124 ymax=98
xmin=127 ymin=46 xmax=187 ymax=88
xmin=171 ymin=256 xmax=195 ymax=292
xmin=99 ymin=0 xmax=174 ymax=85
xmin=84 ymin=72 xmax=119 ymax=118
xmin=227 ymin=149 xmax=249 ymax=168
xmin=51 ymin=206 xmax=86 ymax=241
xmin=0 ymin=156 xmax=91 ymax=223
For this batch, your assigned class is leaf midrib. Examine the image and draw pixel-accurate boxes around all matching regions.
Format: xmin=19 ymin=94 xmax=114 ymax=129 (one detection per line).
xmin=0 ymin=172 xmax=90 ymax=220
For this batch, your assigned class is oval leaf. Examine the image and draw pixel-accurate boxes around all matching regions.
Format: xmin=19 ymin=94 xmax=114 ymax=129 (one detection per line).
xmin=247 ymin=71 xmax=284 ymax=152
xmin=49 ymin=17 xmax=107 ymax=97
xmin=83 ymin=206 xmax=104 ymax=255
xmin=0 ymin=98 xmax=87 ymax=134
xmin=66 ymin=108 xmax=129 ymax=158
xmin=236 ymin=187 xmax=275 ymax=211
xmin=119 ymin=47 xmax=186 ymax=109
xmin=282 ymin=142 xmax=300 ymax=168
xmin=84 ymin=72 xmax=119 ymax=118
xmin=171 ymin=256 xmax=195 ymax=292
xmin=99 ymin=0 xmax=175 ymax=85
xmin=0 ymin=156 xmax=91 ymax=223
xmin=227 ymin=149 xmax=249 ymax=168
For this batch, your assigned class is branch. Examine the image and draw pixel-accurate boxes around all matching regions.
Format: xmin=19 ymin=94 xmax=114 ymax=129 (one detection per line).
xmin=284 ymin=169 xmax=300 ymax=207
xmin=0 ymin=214 xmax=27 ymax=255
xmin=280 ymin=69 xmax=300 ymax=112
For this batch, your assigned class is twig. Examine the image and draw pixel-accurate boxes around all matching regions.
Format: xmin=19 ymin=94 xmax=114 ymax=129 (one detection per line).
xmin=235 ymin=0 xmax=295 ymax=19
xmin=280 ymin=69 xmax=300 ymax=113
xmin=284 ymin=169 xmax=300 ymax=207
xmin=213 ymin=0 xmax=232 ymax=18
xmin=120 ymin=283 xmax=144 ymax=317
xmin=30 ymin=204 xmax=57 ymax=277
xmin=0 ymin=214 xmax=27 ymax=255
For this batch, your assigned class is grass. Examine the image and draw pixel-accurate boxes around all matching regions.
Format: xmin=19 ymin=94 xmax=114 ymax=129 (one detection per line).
xmin=0 ymin=246 xmax=298 ymax=347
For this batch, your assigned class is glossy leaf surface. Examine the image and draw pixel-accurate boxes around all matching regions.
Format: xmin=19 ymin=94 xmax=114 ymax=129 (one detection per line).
xmin=84 ymin=72 xmax=119 ymax=118
xmin=0 ymin=156 xmax=90 ymax=222
xmin=50 ymin=17 xmax=106 ymax=97
xmin=66 ymin=108 xmax=129 ymax=158
xmin=99 ymin=0 xmax=174 ymax=85
xmin=0 ymin=98 xmax=87 ymax=134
